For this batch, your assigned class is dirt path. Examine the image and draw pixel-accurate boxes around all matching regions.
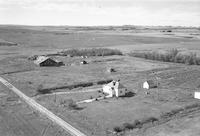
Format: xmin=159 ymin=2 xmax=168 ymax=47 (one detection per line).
xmin=0 ymin=76 xmax=87 ymax=136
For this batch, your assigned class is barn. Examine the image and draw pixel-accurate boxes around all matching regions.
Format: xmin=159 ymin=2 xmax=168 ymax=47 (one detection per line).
xmin=34 ymin=56 xmax=64 ymax=67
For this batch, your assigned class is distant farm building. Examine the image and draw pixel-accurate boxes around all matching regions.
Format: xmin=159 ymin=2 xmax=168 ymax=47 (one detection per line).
xmin=143 ymin=80 xmax=158 ymax=89
xmin=107 ymin=67 xmax=116 ymax=73
xmin=34 ymin=56 xmax=64 ymax=67
xmin=80 ymin=60 xmax=88 ymax=64
xmin=103 ymin=80 xmax=127 ymax=97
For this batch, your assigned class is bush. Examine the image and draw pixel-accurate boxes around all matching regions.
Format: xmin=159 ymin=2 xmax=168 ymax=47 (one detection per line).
xmin=129 ymin=49 xmax=200 ymax=65
xmin=184 ymin=103 xmax=200 ymax=110
xmin=113 ymin=117 xmax=158 ymax=133
xmin=28 ymin=55 xmax=38 ymax=61
xmin=123 ymin=123 xmax=135 ymax=130
xmin=96 ymin=79 xmax=113 ymax=85
xmin=59 ymin=48 xmax=123 ymax=57
xmin=133 ymin=119 xmax=142 ymax=128
xmin=36 ymin=84 xmax=51 ymax=94
xmin=68 ymin=99 xmax=80 ymax=110
xmin=113 ymin=126 xmax=124 ymax=133
xmin=71 ymin=82 xmax=93 ymax=89
xmin=161 ymin=108 xmax=184 ymax=118
xmin=140 ymin=117 xmax=158 ymax=124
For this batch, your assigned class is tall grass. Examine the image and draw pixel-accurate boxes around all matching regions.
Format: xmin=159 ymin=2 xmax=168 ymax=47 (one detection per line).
xmin=129 ymin=49 xmax=200 ymax=65
xmin=59 ymin=48 xmax=123 ymax=57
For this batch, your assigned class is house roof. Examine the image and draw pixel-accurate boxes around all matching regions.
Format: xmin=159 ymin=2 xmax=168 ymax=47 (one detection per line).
xmin=117 ymin=83 xmax=126 ymax=89
xmin=34 ymin=56 xmax=51 ymax=65
xmin=105 ymin=81 xmax=115 ymax=88
xmin=104 ymin=81 xmax=126 ymax=89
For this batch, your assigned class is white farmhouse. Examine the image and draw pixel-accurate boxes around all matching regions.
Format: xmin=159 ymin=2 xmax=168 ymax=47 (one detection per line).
xmin=103 ymin=80 xmax=127 ymax=97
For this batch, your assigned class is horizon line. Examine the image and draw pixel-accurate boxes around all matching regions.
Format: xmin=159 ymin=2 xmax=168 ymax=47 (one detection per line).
xmin=0 ymin=24 xmax=199 ymax=28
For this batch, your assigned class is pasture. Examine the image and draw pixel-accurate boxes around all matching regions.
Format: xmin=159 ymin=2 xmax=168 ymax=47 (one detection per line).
xmin=0 ymin=25 xmax=200 ymax=136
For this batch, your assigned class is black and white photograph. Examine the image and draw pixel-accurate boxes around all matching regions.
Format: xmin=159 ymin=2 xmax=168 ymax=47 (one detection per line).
xmin=0 ymin=0 xmax=200 ymax=136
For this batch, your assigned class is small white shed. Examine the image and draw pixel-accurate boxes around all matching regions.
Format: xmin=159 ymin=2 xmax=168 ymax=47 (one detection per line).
xmin=194 ymin=92 xmax=200 ymax=99
xmin=143 ymin=80 xmax=157 ymax=89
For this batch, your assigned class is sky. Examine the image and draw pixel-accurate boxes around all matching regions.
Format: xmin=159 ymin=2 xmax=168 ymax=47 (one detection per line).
xmin=0 ymin=0 xmax=199 ymax=26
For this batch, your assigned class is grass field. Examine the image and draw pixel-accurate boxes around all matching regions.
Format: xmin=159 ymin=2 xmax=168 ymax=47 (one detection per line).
xmin=0 ymin=83 xmax=70 ymax=136
xmin=0 ymin=25 xmax=200 ymax=136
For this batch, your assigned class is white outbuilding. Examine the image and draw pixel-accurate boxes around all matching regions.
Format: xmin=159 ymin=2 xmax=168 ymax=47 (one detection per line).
xmin=143 ymin=80 xmax=158 ymax=89
xmin=102 ymin=80 xmax=127 ymax=97
xmin=194 ymin=92 xmax=200 ymax=99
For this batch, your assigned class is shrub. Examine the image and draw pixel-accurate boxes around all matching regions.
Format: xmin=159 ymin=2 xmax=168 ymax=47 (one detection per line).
xmin=123 ymin=123 xmax=135 ymax=130
xmin=160 ymin=108 xmax=184 ymax=119
xmin=96 ymin=79 xmax=113 ymax=85
xmin=59 ymin=99 xmax=67 ymax=105
xmin=167 ymin=30 xmax=172 ymax=32
xmin=133 ymin=119 xmax=142 ymax=128
xmin=184 ymin=103 xmax=200 ymax=110
xmin=59 ymin=48 xmax=123 ymax=57
xmin=72 ymin=82 xmax=93 ymax=88
xmin=36 ymin=84 xmax=51 ymax=94
xmin=140 ymin=117 xmax=158 ymax=124
xmin=68 ymin=99 xmax=80 ymax=110
xmin=28 ymin=55 xmax=38 ymax=61
xmin=113 ymin=126 xmax=124 ymax=133
xmin=113 ymin=117 xmax=159 ymax=134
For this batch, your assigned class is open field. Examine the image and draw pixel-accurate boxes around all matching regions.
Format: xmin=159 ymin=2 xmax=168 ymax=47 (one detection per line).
xmin=0 ymin=25 xmax=200 ymax=136
xmin=0 ymin=83 xmax=70 ymax=136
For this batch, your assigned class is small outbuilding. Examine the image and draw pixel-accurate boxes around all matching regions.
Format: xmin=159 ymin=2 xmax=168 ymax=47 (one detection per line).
xmin=143 ymin=80 xmax=158 ymax=89
xmin=107 ymin=67 xmax=116 ymax=73
xmin=34 ymin=56 xmax=64 ymax=67
xmin=81 ymin=56 xmax=88 ymax=59
xmin=103 ymin=80 xmax=127 ymax=97
xmin=194 ymin=92 xmax=200 ymax=99
xmin=80 ymin=60 xmax=88 ymax=64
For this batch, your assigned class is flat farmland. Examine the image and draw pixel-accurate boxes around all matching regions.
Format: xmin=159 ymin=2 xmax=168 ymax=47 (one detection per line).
xmin=1 ymin=26 xmax=200 ymax=136
xmin=0 ymin=26 xmax=199 ymax=54
xmin=0 ymin=83 xmax=70 ymax=136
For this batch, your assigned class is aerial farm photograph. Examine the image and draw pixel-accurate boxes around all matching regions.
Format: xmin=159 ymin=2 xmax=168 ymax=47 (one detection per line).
xmin=0 ymin=0 xmax=200 ymax=136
